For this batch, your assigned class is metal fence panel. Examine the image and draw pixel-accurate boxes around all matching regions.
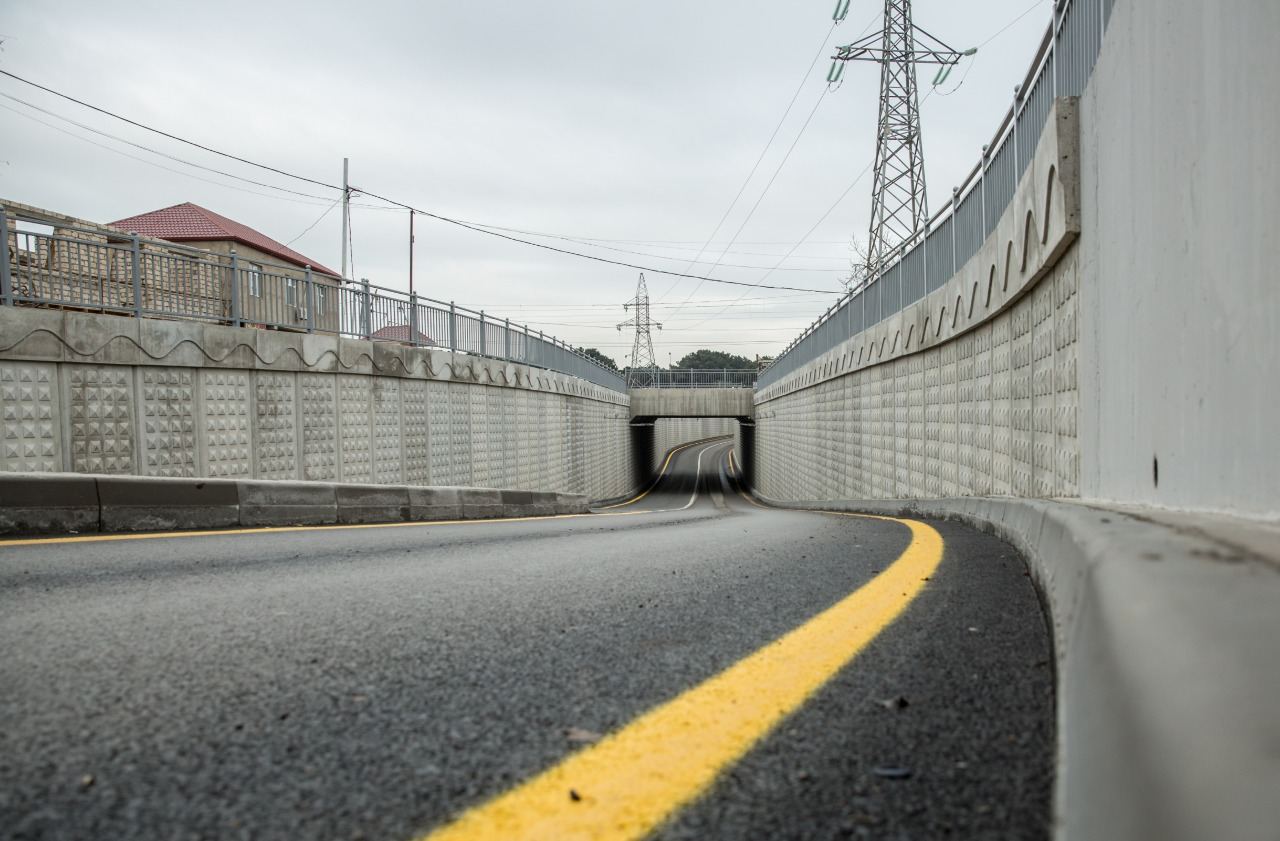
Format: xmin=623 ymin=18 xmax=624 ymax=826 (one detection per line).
xmin=1 ymin=205 xmax=627 ymax=392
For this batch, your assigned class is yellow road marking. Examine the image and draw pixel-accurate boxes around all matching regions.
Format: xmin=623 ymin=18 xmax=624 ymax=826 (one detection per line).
xmin=595 ymin=437 xmax=723 ymax=510
xmin=419 ymin=515 xmax=944 ymax=841
xmin=0 ymin=508 xmax=666 ymax=549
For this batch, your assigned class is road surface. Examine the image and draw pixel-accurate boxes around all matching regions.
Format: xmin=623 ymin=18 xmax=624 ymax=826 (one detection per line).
xmin=0 ymin=437 xmax=1053 ymax=840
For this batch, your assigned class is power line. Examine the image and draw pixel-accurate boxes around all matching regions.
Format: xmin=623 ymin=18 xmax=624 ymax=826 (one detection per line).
xmin=664 ymin=85 xmax=831 ymax=317
xmin=657 ymin=18 xmax=840 ymax=301
xmin=0 ymin=101 xmax=342 ymax=209
xmin=0 ymin=69 xmax=339 ymax=192
xmin=286 ymin=200 xmax=340 ymax=246
xmin=452 ymin=224 xmax=850 ymax=272
xmin=0 ymin=68 xmax=845 ymax=295
xmin=682 ymin=156 xmax=877 ymax=331
xmin=0 ymin=89 xmax=335 ymax=202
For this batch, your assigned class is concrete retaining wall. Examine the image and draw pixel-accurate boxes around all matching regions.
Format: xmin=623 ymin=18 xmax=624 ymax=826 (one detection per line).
xmin=0 ymin=309 xmax=637 ymax=502
xmin=755 ymin=99 xmax=1080 ymax=503
xmin=0 ymin=471 xmax=588 ymax=535
xmin=1076 ymin=0 xmax=1280 ymax=519
xmin=755 ymin=0 xmax=1280 ymax=524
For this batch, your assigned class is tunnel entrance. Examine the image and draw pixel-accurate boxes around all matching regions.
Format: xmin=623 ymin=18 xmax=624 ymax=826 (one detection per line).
xmin=630 ymin=415 xmax=753 ymax=487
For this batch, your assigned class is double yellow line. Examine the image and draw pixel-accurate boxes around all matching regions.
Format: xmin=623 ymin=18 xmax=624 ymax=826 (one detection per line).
xmin=420 ymin=514 xmax=944 ymax=841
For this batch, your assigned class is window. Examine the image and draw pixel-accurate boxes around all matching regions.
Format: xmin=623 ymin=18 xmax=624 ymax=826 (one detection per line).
xmin=246 ymin=263 xmax=263 ymax=298
xmin=315 ymin=285 xmax=327 ymax=316
xmin=285 ymin=277 xmax=297 ymax=307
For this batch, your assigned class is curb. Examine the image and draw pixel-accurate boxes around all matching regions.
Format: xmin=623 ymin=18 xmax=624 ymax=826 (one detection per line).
xmin=0 ymin=473 xmax=592 ymax=536
xmin=754 ymin=493 xmax=1280 ymax=841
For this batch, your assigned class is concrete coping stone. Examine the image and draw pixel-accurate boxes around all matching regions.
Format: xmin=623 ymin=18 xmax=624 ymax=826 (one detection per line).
xmin=753 ymin=492 xmax=1280 ymax=841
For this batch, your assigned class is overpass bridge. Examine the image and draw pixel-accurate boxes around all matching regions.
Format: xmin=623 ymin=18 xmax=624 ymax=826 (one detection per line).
xmin=0 ymin=1 xmax=1276 ymax=839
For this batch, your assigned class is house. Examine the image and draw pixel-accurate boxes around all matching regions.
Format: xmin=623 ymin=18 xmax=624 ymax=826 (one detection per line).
xmin=3 ymin=199 xmax=344 ymax=333
xmin=370 ymin=324 xmax=434 ymax=347
xmin=111 ymin=203 xmax=343 ymax=331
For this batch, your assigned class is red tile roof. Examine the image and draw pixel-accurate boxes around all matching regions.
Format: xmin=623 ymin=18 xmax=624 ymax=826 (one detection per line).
xmin=111 ymin=202 xmax=340 ymax=277
xmin=370 ymin=324 xmax=434 ymax=346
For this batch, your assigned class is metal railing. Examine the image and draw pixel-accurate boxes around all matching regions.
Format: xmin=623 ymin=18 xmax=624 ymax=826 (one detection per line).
xmin=758 ymin=0 xmax=1113 ymax=390
xmin=0 ymin=206 xmax=627 ymax=392
xmin=628 ymin=369 xmax=758 ymax=389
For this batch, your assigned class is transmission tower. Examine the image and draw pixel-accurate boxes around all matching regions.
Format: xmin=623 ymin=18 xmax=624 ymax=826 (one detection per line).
xmin=617 ymin=273 xmax=662 ymax=387
xmin=827 ymin=0 xmax=971 ymax=284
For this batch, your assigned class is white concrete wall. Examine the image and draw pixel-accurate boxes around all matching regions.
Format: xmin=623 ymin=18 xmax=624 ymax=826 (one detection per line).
xmin=0 ymin=309 xmax=637 ymax=501
xmin=653 ymin=417 xmax=737 ymax=467
xmin=755 ymin=99 xmax=1080 ymax=503
xmin=629 ymin=388 xmax=754 ymax=419
xmin=754 ymin=0 xmax=1279 ymax=522
xmin=1077 ymin=0 xmax=1280 ymax=519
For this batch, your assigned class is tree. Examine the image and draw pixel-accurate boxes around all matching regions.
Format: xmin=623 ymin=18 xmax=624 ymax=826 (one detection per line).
xmin=673 ymin=349 xmax=754 ymax=370
xmin=577 ymin=347 xmax=619 ymax=371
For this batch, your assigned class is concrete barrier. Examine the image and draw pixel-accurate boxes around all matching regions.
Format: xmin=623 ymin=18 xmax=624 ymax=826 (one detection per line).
xmin=0 ymin=473 xmax=100 ymax=534
xmin=408 ymin=486 xmax=463 ymax=521
xmin=335 ymin=483 xmax=411 ymax=525
xmin=98 ymin=476 xmax=240 ymax=532
xmin=238 ymin=480 xmax=338 ymax=527
xmin=0 ymin=472 xmax=593 ymax=537
xmin=754 ymin=492 xmax=1280 ymax=841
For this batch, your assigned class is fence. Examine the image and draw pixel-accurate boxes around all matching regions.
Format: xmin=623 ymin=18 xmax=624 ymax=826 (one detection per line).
xmin=758 ymin=0 xmax=1113 ymax=390
xmin=0 ymin=206 xmax=627 ymax=392
xmin=628 ymin=369 xmax=758 ymax=389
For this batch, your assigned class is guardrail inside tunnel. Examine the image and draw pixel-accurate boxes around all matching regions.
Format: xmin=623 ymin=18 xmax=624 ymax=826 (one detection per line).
xmin=625 ymin=369 xmax=757 ymax=388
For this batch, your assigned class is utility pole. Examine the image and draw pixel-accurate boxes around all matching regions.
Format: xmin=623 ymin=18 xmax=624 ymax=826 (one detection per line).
xmin=827 ymin=0 xmax=972 ymax=285
xmin=617 ymin=273 xmax=662 ymax=388
xmin=408 ymin=210 xmax=415 ymax=296
xmin=340 ymin=157 xmax=350 ymax=281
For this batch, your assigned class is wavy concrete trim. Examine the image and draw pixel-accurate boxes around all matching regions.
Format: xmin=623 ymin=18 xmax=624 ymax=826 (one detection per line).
xmin=757 ymin=97 xmax=1080 ymax=405
xmin=0 ymin=307 xmax=628 ymax=406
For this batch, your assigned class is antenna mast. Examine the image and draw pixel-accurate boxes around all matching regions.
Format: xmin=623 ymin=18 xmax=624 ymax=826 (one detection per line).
xmin=617 ymin=273 xmax=662 ymax=387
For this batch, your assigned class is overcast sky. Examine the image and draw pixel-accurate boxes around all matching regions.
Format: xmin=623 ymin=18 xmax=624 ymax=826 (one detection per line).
xmin=0 ymin=0 xmax=1049 ymax=365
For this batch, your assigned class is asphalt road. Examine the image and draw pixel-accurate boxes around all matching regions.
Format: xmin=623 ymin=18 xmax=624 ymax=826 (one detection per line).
xmin=0 ymin=437 xmax=1053 ymax=840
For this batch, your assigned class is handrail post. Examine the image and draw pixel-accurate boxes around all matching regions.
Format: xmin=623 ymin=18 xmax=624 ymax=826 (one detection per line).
xmin=504 ymin=317 xmax=511 ymax=360
xmin=130 ymin=232 xmax=144 ymax=319
xmin=409 ymin=291 xmax=419 ymax=346
xmin=921 ymin=221 xmax=929 ymax=295
xmin=448 ymin=301 xmax=457 ymax=352
xmin=0 ymin=204 xmax=13 ymax=307
xmin=229 ymin=248 xmax=242 ymax=327
xmin=304 ymin=265 xmax=315 ymax=333
xmin=951 ymin=187 xmax=960 ymax=274
xmin=980 ymin=144 xmax=989 ymax=237
xmin=1050 ymin=3 xmax=1059 ymax=99
xmin=479 ymin=310 xmax=487 ymax=357
xmin=1012 ymin=84 xmax=1022 ymax=176
xmin=360 ymin=278 xmax=372 ymax=339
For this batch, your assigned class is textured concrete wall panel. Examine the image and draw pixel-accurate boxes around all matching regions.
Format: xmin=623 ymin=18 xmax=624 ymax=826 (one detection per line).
xmin=0 ymin=360 xmax=60 ymax=474
xmin=253 ymin=371 xmax=295 ymax=481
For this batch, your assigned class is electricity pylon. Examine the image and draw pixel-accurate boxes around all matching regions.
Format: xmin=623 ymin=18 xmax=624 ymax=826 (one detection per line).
xmin=617 ymin=273 xmax=662 ymax=387
xmin=828 ymin=0 xmax=972 ymax=286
